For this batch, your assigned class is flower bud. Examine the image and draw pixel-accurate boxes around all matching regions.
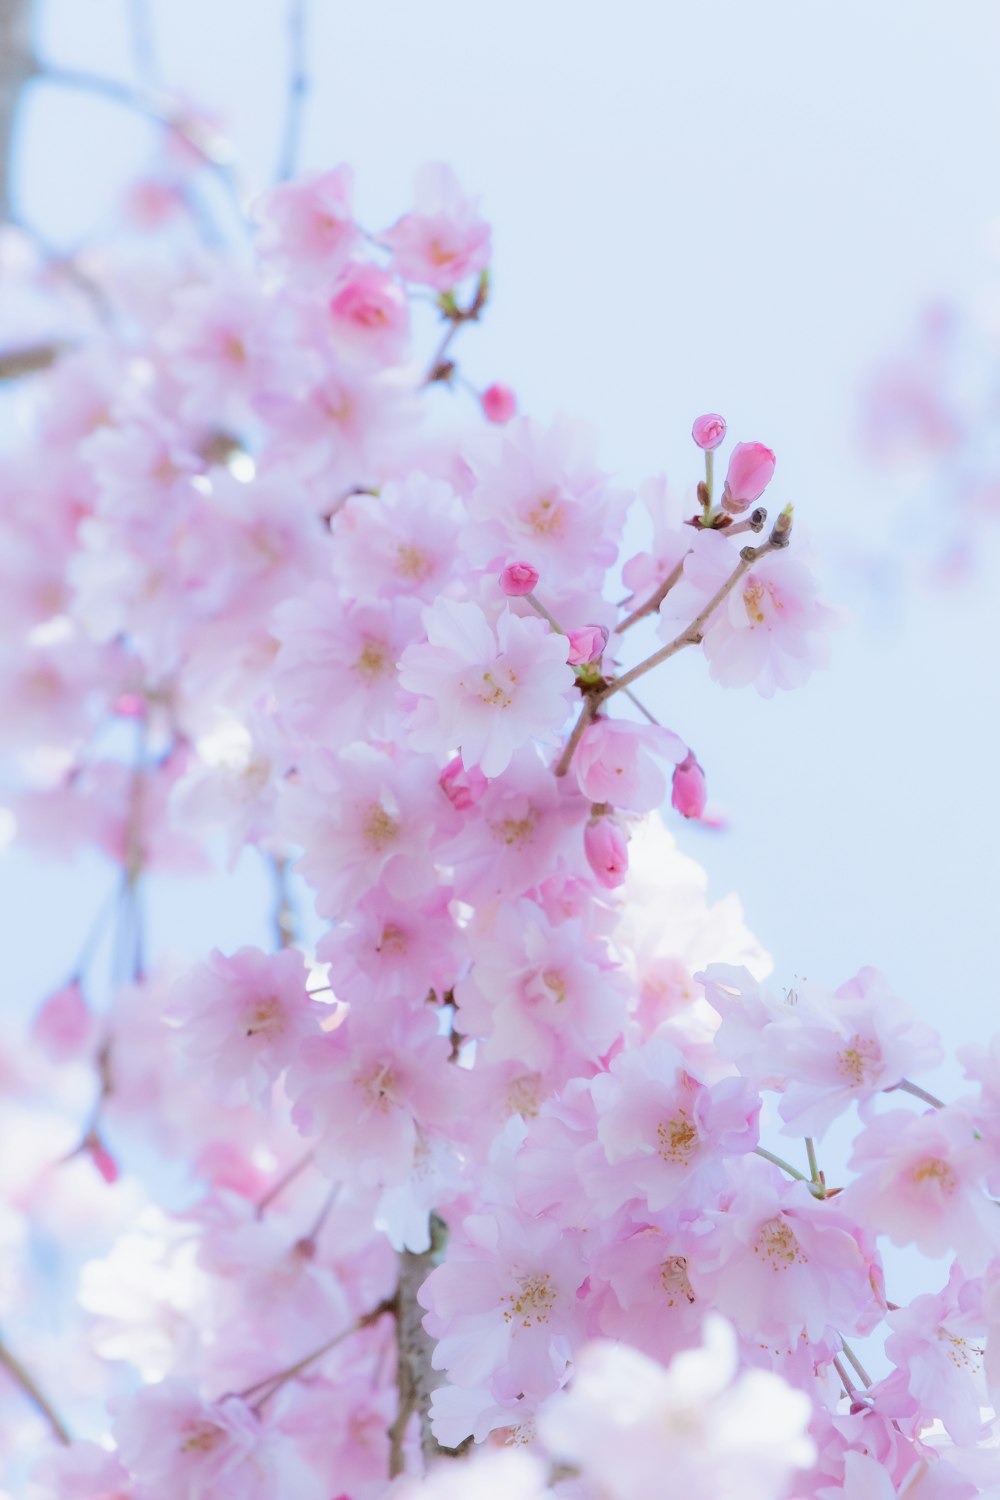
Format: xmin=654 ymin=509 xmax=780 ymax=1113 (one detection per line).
xmin=722 ymin=442 xmax=776 ymax=514
xmin=482 ymin=383 xmax=517 ymax=424
xmin=692 ymin=413 xmax=727 ymax=450
xmin=584 ymin=816 xmax=628 ymax=889
xmin=671 ymin=752 xmax=707 ymax=820
xmin=439 ymin=753 xmax=488 ymax=810
xmin=566 ymin=624 xmax=609 ymax=666
xmin=32 ymin=978 xmax=95 ymax=1062
xmin=499 ymin=561 xmax=539 ymax=596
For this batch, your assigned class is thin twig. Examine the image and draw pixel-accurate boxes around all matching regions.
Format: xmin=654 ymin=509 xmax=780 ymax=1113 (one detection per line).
xmin=0 ymin=0 xmax=35 ymax=221
xmin=553 ymin=696 xmax=597 ymax=778
xmin=602 ymin=541 xmax=778 ymax=705
xmin=270 ymin=853 xmax=297 ymax=950
xmin=620 ymin=686 xmax=660 ymax=725
xmin=236 ymin=1300 xmax=394 ymax=1408
xmin=615 ymin=554 xmax=688 ymax=634
xmin=0 ymin=342 xmax=66 ymax=379
xmin=255 ymin=1148 xmax=317 ymax=1218
xmin=0 ymin=1333 xmax=72 ymax=1445
xmin=832 ymin=1353 xmax=856 ymax=1400
xmin=889 ymin=1078 xmax=946 ymax=1110
xmin=276 ymin=0 xmax=308 ymax=182
xmin=841 ymin=1339 xmax=873 ymax=1389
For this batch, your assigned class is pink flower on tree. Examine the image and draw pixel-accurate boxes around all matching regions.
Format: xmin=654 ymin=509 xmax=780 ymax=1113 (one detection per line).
xmin=253 ymin=165 xmax=360 ymax=282
xmin=398 ymin=598 xmax=575 ymax=778
xmin=481 ymin=383 xmax=517 ymax=424
xmin=165 ymin=947 xmax=320 ymax=1109
xmin=721 ymin=441 xmax=776 ymax=514
xmin=671 ymin=751 xmax=707 ymax=820
xmin=692 ymin=413 xmax=727 ymax=451
xmin=575 ymin=717 xmax=686 ymax=813
xmin=328 ymin=264 xmax=409 ymax=367
xmin=583 ymin=812 xmax=629 ymax=888
xmin=382 ymin=164 xmax=491 ymax=291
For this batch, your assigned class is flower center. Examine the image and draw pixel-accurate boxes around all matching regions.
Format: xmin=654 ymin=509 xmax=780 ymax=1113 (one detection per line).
xmin=525 ymin=490 xmax=566 ymax=539
xmin=394 ymin=543 xmax=432 ymax=581
xmin=660 ymin=1255 xmax=696 ymax=1307
xmin=834 ymin=1032 xmax=882 ymax=1085
xmin=180 ymin=1421 xmax=225 ymax=1455
xmin=244 ymin=995 xmax=283 ymax=1038
xmin=501 ymin=1272 xmax=556 ymax=1327
xmin=912 ymin=1157 xmax=958 ymax=1193
xmin=489 ymin=811 xmax=537 ymax=848
xmin=362 ymin=802 xmax=400 ymax=850
xmin=656 ymin=1110 xmax=699 ymax=1164
xmin=354 ymin=639 xmax=391 ymax=680
xmin=753 ymin=1216 xmax=808 ymax=1269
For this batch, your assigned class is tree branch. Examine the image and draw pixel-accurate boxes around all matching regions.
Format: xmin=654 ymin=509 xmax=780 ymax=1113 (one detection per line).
xmin=388 ymin=1218 xmax=468 ymax=1476
xmin=0 ymin=1331 xmax=71 ymax=1446
xmin=0 ymin=0 xmax=36 ymax=222
xmin=276 ymin=0 xmax=308 ymax=183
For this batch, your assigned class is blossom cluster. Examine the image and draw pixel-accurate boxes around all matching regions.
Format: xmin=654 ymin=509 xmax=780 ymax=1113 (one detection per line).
xmin=0 ymin=149 xmax=995 ymax=1500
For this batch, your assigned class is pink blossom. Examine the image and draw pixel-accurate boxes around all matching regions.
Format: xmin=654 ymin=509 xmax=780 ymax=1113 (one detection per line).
xmin=661 ymin=527 xmax=836 ymax=696
xmin=419 ymin=1205 xmax=589 ymax=1414
xmin=166 ymin=947 xmax=319 ymax=1109
xmin=538 ymin=1319 xmax=814 ymax=1500
xmin=843 ymin=1107 xmax=998 ymax=1272
xmin=721 ymin=441 xmax=776 ymax=514
xmin=575 ymin=717 xmax=686 ymax=813
xmin=499 ymin=560 xmax=539 ymax=596
xmin=884 ymin=1266 xmax=990 ymax=1445
xmin=671 ymin=751 xmax=707 ymax=819
xmin=112 ymin=1378 xmax=322 ymax=1500
xmin=566 ymin=623 xmax=608 ymax=665
xmin=382 ymin=164 xmax=491 ymax=291
xmin=482 ymin=383 xmax=517 ymax=424
xmin=398 ymin=598 xmax=575 ymax=778
xmin=584 ymin=814 xmax=629 ymax=888
xmin=438 ymin=753 xmax=488 ymax=810
xmin=620 ymin=475 xmax=692 ymax=605
xmin=590 ymin=1035 xmax=760 ymax=1213
xmin=330 ymin=475 xmax=465 ymax=603
xmin=31 ymin=978 xmax=97 ymax=1063
xmin=767 ymin=966 xmax=944 ymax=1137
xmin=328 ymin=264 xmax=409 ymax=366
xmin=253 ymin=165 xmax=360 ymax=281
xmin=692 ymin=413 xmax=727 ymax=450
xmin=463 ymin=415 xmax=630 ymax=595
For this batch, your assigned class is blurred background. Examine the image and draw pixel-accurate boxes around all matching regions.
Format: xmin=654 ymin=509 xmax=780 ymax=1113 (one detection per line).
xmin=5 ymin=0 xmax=1000 ymax=1099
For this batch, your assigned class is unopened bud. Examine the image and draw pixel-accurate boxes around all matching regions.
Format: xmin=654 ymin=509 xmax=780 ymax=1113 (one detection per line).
xmin=499 ymin=561 xmax=539 ymax=596
xmin=583 ymin=816 xmax=629 ymax=889
xmin=481 ymin=383 xmax=517 ymax=424
xmin=691 ymin=413 xmax=727 ymax=450
xmin=439 ymin=754 xmax=488 ymax=810
xmin=721 ymin=441 xmax=776 ymax=514
xmin=671 ymin=752 xmax=707 ymax=820
xmin=566 ymin=624 xmax=609 ymax=666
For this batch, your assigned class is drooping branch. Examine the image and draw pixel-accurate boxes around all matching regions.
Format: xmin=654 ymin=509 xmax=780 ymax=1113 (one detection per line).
xmin=0 ymin=0 xmax=36 ymax=222
xmin=0 ymin=1331 xmax=72 ymax=1445
xmin=276 ymin=0 xmax=309 ymax=183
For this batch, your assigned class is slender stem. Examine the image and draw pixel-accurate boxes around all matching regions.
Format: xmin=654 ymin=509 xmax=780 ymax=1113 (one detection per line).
xmin=298 ymin=1183 xmax=339 ymax=1249
xmin=423 ymin=319 xmax=462 ymax=385
xmin=0 ymin=1334 xmax=71 ymax=1445
xmin=832 ymin=1353 xmax=856 ymax=1399
xmin=0 ymin=0 xmax=35 ymax=222
xmin=255 ymin=1149 xmax=317 ymax=1218
xmin=891 ymin=1078 xmax=946 ymax=1110
xmin=620 ymin=686 xmax=660 ymax=725
xmin=704 ymin=448 xmax=714 ymax=509
xmin=753 ymin=1145 xmax=807 ymax=1182
xmin=525 ymin=592 xmax=565 ymax=635
xmin=805 ymin=1137 xmax=821 ymax=1184
xmin=603 ymin=542 xmax=776 ymax=705
xmin=841 ymin=1339 xmax=873 ymax=1389
xmin=270 ymin=854 xmax=296 ymax=950
xmin=615 ymin=554 xmax=688 ymax=634
xmin=128 ymin=0 xmax=159 ymax=86
xmin=553 ymin=696 xmax=596 ymax=778
xmin=276 ymin=0 xmax=308 ymax=182
xmin=0 ymin=342 xmax=65 ymax=379
xmin=236 ymin=1300 xmax=394 ymax=1407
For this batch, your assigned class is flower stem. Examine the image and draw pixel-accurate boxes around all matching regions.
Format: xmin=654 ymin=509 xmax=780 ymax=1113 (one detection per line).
xmin=0 ymin=1333 xmax=71 ymax=1445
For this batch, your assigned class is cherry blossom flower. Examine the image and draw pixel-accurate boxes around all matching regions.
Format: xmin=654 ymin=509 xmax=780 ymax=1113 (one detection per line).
xmin=382 ymin=164 xmax=491 ymax=291
xmin=398 ymin=598 xmax=575 ymax=778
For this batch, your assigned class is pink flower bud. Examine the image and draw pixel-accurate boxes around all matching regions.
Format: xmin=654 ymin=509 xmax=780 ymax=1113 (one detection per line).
xmin=499 ymin=561 xmax=539 ymax=596
xmin=439 ymin=753 xmax=488 ymax=810
xmin=671 ymin=751 xmax=707 ymax=820
xmin=692 ymin=413 xmax=727 ymax=450
xmin=566 ymin=624 xmax=609 ymax=666
xmin=482 ymin=383 xmax=517 ymax=424
xmin=722 ymin=441 xmax=776 ymax=514
xmin=85 ymin=1133 xmax=119 ymax=1185
xmin=32 ymin=979 xmax=95 ymax=1062
xmin=112 ymin=692 xmax=147 ymax=718
xmin=584 ymin=816 xmax=629 ymax=889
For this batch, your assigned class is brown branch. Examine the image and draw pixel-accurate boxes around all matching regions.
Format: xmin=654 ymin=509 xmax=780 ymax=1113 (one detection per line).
xmin=0 ymin=342 xmax=65 ymax=379
xmin=0 ymin=1332 xmax=71 ymax=1445
xmin=236 ymin=1300 xmax=394 ymax=1408
xmin=0 ymin=0 xmax=36 ymax=222
xmin=388 ymin=1218 xmax=469 ymax=1476
xmin=615 ymin=553 xmax=688 ymax=634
